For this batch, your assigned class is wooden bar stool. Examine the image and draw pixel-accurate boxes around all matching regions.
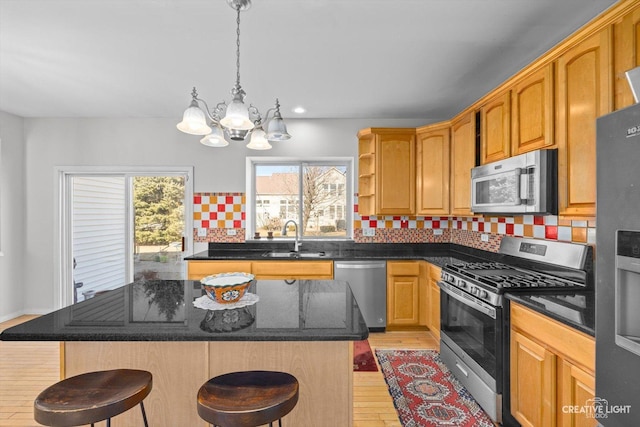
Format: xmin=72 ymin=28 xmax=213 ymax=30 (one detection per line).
xmin=34 ymin=369 xmax=152 ymax=427
xmin=197 ymin=371 xmax=299 ymax=427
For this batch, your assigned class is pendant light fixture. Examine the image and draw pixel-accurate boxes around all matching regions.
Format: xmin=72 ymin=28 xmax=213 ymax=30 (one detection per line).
xmin=176 ymin=0 xmax=291 ymax=149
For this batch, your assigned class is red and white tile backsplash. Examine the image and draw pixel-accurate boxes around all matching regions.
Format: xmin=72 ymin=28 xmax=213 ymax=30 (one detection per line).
xmin=192 ymin=192 xmax=596 ymax=251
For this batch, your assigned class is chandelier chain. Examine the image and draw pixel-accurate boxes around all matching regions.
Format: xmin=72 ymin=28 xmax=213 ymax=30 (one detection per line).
xmin=235 ymin=5 xmax=241 ymax=87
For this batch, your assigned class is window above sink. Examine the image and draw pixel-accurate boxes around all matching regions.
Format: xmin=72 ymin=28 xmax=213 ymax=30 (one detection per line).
xmin=246 ymin=158 xmax=354 ymax=242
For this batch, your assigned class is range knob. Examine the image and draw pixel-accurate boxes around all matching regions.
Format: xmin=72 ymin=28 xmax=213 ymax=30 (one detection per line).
xmin=470 ymin=287 xmax=478 ymax=296
xmin=456 ymin=279 xmax=467 ymax=288
xmin=479 ymin=290 xmax=489 ymax=299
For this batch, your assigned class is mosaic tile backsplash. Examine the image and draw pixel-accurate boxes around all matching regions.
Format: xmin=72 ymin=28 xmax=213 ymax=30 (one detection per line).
xmin=193 ymin=192 xmax=596 ymax=251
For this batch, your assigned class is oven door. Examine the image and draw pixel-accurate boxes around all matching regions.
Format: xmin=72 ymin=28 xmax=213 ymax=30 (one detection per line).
xmin=439 ymin=281 xmax=502 ymax=388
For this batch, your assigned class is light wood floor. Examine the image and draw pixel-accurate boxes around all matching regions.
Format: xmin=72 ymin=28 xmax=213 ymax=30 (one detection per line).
xmin=354 ymin=331 xmax=439 ymax=427
xmin=0 ymin=316 xmax=60 ymax=427
xmin=0 ymin=316 xmax=436 ymax=427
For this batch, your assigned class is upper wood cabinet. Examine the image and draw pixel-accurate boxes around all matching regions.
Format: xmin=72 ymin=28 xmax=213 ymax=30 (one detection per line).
xmin=556 ymin=28 xmax=612 ymax=218
xmin=450 ymin=111 xmax=476 ymax=216
xmin=511 ymin=64 xmax=555 ymax=155
xmin=480 ymin=90 xmax=511 ymax=164
xmin=614 ymin=4 xmax=640 ymax=110
xmin=357 ymin=128 xmax=416 ymax=216
xmin=357 ymin=132 xmax=376 ymax=216
xmin=416 ymin=123 xmax=451 ymax=215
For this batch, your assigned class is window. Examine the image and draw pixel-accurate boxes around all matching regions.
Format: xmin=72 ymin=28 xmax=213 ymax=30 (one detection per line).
xmin=247 ymin=158 xmax=353 ymax=239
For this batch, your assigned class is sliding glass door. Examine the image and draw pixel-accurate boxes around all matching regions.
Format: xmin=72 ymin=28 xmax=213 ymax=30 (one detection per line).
xmin=56 ymin=167 xmax=193 ymax=306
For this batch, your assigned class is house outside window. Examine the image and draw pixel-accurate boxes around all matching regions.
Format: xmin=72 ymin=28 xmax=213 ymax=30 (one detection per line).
xmin=247 ymin=158 xmax=353 ymax=239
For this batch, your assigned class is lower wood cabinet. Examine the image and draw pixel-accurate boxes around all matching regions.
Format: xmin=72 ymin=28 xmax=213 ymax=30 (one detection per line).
xmin=251 ymin=261 xmax=333 ymax=280
xmin=187 ymin=261 xmax=252 ymax=280
xmin=187 ymin=260 xmax=333 ymax=280
xmin=387 ymin=260 xmax=440 ymax=335
xmin=387 ymin=261 xmax=421 ymax=328
xmin=510 ymin=302 xmax=595 ymax=427
xmin=426 ymin=264 xmax=441 ymax=340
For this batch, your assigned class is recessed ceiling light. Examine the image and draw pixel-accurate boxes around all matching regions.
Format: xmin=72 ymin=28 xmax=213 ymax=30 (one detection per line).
xmin=292 ymin=106 xmax=306 ymax=114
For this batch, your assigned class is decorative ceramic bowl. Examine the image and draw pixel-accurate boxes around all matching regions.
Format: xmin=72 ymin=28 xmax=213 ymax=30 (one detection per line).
xmin=200 ymin=272 xmax=254 ymax=304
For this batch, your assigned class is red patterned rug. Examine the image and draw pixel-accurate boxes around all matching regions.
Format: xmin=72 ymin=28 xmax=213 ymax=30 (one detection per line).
xmin=376 ymin=349 xmax=494 ymax=426
xmin=353 ymin=340 xmax=378 ymax=372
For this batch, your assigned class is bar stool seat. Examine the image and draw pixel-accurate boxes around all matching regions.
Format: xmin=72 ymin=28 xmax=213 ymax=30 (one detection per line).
xmin=197 ymin=370 xmax=299 ymax=427
xmin=34 ymin=369 xmax=152 ymax=427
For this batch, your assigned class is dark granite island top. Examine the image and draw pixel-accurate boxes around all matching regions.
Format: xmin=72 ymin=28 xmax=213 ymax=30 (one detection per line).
xmin=2 ymin=280 xmax=367 ymax=427
xmin=0 ymin=279 xmax=368 ymax=342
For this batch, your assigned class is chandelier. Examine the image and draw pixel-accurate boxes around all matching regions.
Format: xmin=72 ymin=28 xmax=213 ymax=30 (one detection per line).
xmin=176 ymin=0 xmax=291 ymax=150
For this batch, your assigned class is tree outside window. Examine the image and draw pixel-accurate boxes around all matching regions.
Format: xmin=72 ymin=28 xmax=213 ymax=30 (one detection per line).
xmin=252 ymin=161 xmax=351 ymax=238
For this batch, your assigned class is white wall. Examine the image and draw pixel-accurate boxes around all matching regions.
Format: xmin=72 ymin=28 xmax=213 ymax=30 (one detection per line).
xmin=0 ymin=111 xmax=26 ymax=321
xmin=22 ymin=117 xmax=425 ymax=313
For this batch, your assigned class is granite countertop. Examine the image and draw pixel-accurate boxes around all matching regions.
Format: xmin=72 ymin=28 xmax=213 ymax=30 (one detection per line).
xmin=186 ymin=241 xmax=596 ymax=335
xmin=0 ymin=279 xmax=369 ymax=342
xmin=505 ymin=291 xmax=595 ymax=336
xmin=185 ymin=242 xmax=489 ymax=269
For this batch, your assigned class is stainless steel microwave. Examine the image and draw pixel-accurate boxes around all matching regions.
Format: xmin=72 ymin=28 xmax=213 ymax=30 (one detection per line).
xmin=471 ymin=149 xmax=557 ymax=215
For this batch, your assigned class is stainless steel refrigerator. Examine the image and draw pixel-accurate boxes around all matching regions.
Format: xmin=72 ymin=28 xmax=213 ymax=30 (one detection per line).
xmin=596 ymin=101 xmax=640 ymax=426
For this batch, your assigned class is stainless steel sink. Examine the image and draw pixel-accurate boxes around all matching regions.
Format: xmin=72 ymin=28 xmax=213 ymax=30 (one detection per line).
xmin=262 ymin=251 xmax=329 ymax=258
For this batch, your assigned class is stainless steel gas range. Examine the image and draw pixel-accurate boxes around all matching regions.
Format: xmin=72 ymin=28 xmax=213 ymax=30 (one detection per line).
xmin=438 ymin=236 xmax=593 ymax=424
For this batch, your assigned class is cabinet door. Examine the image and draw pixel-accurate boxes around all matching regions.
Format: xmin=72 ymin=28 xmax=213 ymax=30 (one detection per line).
xmin=187 ymin=261 xmax=252 ymax=280
xmin=614 ymin=4 xmax=640 ymax=110
xmin=480 ymin=90 xmax=511 ymax=164
xmin=450 ymin=112 xmax=476 ymax=216
xmin=376 ymin=131 xmax=416 ymax=215
xmin=416 ymin=124 xmax=450 ymax=215
xmin=557 ymin=28 xmax=612 ymax=217
xmin=387 ymin=262 xmax=420 ymax=327
xmin=511 ymin=330 xmax=557 ymax=427
xmin=559 ymin=360 xmax=597 ymax=427
xmin=427 ymin=265 xmax=441 ymax=340
xmin=512 ymin=64 xmax=555 ymax=155
xmin=419 ymin=261 xmax=429 ymax=327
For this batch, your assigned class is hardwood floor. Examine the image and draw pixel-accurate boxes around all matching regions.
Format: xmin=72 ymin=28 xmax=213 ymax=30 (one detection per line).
xmin=0 ymin=316 xmax=60 ymax=427
xmin=354 ymin=330 xmax=438 ymax=427
xmin=0 ymin=316 xmax=436 ymax=427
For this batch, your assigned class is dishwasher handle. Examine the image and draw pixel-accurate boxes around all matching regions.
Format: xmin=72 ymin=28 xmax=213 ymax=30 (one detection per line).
xmin=334 ymin=261 xmax=386 ymax=269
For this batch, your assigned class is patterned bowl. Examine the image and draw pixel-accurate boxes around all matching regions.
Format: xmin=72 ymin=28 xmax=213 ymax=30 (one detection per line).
xmin=200 ymin=272 xmax=254 ymax=304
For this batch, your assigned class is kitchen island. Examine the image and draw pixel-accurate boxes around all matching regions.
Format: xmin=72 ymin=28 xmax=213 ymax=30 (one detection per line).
xmin=1 ymin=279 xmax=368 ymax=427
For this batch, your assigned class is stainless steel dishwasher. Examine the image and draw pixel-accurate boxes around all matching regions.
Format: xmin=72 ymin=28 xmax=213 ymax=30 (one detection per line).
xmin=334 ymin=260 xmax=387 ymax=331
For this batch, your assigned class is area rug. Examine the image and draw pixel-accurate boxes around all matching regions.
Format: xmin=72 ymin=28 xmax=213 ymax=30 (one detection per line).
xmin=376 ymin=349 xmax=494 ymax=427
xmin=353 ymin=339 xmax=378 ymax=372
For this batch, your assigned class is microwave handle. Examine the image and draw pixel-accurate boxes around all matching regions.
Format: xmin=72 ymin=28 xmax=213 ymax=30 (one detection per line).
xmin=519 ymin=166 xmax=532 ymax=203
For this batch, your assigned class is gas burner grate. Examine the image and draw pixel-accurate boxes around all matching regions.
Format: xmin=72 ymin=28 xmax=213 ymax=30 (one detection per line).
xmin=490 ymin=272 xmax=579 ymax=289
xmin=447 ymin=262 xmax=515 ymax=272
xmin=443 ymin=261 xmax=586 ymax=291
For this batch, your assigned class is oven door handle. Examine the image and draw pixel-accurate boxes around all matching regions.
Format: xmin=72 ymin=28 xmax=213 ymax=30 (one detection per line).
xmin=438 ymin=281 xmax=497 ymax=319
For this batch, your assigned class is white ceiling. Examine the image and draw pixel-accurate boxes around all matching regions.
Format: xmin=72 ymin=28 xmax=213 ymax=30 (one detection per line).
xmin=0 ymin=0 xmax=618 ymax=121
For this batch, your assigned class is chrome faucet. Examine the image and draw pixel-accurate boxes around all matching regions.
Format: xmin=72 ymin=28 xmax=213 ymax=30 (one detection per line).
xmin=281 ymin=220 xmax=301 ymax=252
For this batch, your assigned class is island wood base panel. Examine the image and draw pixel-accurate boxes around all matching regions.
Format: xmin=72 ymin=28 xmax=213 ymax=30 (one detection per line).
xmin=63 ymin=340 xmax=353 ymax=427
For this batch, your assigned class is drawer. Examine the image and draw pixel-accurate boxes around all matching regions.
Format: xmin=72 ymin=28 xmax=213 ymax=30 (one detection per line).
xmin=251 ymin=261 xmax=333 ymax=279
xmin=187 ymin=261 xmax=252 ymax=280
xmin=387 ymin=261 xmax=420 ymax=276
